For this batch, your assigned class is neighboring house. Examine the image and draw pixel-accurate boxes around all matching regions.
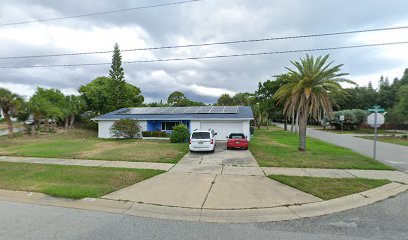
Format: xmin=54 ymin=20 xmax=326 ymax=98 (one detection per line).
xmin=92 ymin=106 xmax=254 ymax=140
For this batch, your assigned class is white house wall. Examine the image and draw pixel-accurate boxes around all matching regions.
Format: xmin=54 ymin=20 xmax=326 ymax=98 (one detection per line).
xmin=190 ymin=121 xmax=201 ymax=132
xmin=97 ymin=120 xmax=147 ymax=138
xmin=197 ymin=120 xmax=251 ymax=141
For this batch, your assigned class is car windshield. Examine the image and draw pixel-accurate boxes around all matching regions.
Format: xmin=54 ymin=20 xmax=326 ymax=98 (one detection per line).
xmin=192 ymin=132 xmax=211 ymax=139
xmin=229 ymin=133 xmax=245 ymax=139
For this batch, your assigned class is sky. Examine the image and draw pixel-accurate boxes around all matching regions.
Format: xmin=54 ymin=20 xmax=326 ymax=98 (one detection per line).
xmin=1 ymin=0 xmax=408 ymax=104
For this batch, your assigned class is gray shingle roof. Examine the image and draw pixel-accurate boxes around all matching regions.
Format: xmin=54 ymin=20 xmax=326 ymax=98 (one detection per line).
xmin=92 ymin=106 xmax=254 ymax=121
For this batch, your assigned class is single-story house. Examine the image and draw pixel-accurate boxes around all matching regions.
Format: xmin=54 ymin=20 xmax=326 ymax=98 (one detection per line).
xmin=92 ymin=106 xmax=254 ymax=140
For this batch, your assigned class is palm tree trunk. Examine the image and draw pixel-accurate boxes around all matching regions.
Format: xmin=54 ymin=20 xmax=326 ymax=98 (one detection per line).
xmin=69 ymin=114 xmax=75 ymax=129
xmin=295 ymin=110 xmax=299 ymax=133
xmin=3 ymin=111 xmax=14 ymax=137
xmin=284 ymin=115 xmax=287 ymax=131
xmin=65 ymin=117 xmax=69 ymax=130
xmin=298 ymin=102 xmax=310 ymax=151
xmin=291 ymin=112 xmax=295 ymax=132
xmin=298 ymin=113 xmax=308 ymax=151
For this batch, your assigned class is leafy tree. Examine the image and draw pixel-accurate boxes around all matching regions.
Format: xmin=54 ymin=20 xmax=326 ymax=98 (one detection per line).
xmin=170 ymin=124 xmax=190 ymax=143
xmin=274 ymin=55 xmax=352 ymax=151
xmin=393 ymin=85 xmax=408 ymax=122
xmin=385 ymin=108 xmax=404 ymax=132
xmin=167 ymin=91 xmax=187 ymax=106
xmin=166 ymin=91 xmax=205 ymax=106
xmin=255 ymin=78 xmax=285 ymax=122
xmin=62 ymin=95 xmax=85 ymax=130
xmin=232 ymin=92 xmax=252 ymax=106
xmin=28 ymin=88 xmax=65 ymax=132
xmin=110 ymin=118 xmax=141 ymax=138
xmin=378 ymin=76 xmax=397 ymax=109
xmin=216 ymin=94 xmax=234 ymax=106
xmin=79 ymin=76 xmax=143 ymax=114
xmin=0 ymin=88 xmax=24 ymax=137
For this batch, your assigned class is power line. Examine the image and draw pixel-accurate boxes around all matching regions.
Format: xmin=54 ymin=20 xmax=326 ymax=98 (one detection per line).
xmin=0 ymin=0 xmax=204 ymax=27
xmin=1 ymin=41 xmax=407 ymax=69
xmin=1 ymin=25 xmax=408 ymax=60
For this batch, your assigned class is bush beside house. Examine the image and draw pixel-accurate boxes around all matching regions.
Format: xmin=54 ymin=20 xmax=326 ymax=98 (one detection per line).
xmin=170 ymin=124 xmax=190 ymax=143
xmin=142 ymin=131 xmax=169 ymax=138
xmin=110 ymin=118 xmax=141 ymax=138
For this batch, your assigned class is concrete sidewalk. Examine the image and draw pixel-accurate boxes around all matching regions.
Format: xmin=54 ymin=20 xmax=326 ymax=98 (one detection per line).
xmin=274 ymin=123 xmax=408 ymax=172
xmin=0 ymin=156 xmax=174 ymax=171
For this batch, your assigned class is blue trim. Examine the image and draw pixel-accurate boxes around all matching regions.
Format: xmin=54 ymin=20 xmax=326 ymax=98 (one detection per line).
xmin=146 ymin=120 xmax=190 ymax=132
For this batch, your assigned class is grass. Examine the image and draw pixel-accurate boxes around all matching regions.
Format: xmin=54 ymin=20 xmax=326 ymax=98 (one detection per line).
xmin=358 ymin=136 xmax=408 ymax=147
xmin=269 ymin=175 xmax=391 ymax=200
xmin=250 ymin=128 xmax=393 ymax=170
xmin=0 ymin=129 xmax=188 ymax=163
xmin=0 ymin=161 xmax=163 ymax=199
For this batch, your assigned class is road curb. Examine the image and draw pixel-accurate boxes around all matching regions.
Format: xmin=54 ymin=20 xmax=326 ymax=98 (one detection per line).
xmin=0 ymin=182 xmax=406 ymax=223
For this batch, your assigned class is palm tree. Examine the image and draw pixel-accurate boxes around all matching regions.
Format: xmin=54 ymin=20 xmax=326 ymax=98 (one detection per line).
xmin=274 ymin=55 xmax=353 ymax=151
xmin=0 ymin=88 xmax=24 ymax=137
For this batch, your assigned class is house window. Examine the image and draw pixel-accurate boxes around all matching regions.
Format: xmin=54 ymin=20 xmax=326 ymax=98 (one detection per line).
xmin=161 ymin=122 xmax=180 ymax=131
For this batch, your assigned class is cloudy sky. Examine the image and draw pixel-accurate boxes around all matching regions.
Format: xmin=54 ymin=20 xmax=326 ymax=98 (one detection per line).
xmin=1 ymin=0 xmax=408 ymax=103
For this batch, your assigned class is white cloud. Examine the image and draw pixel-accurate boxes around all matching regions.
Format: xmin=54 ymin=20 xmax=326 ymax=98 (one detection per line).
xmin=187 ymin=84 xmax=235 ymax=98
xmin=1 ymin=0 xmax=408 ymax=103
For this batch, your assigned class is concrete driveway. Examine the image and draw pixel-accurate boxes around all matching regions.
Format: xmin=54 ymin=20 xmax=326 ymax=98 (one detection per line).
xmin=104 ymin=142 xmax=321 ymax=209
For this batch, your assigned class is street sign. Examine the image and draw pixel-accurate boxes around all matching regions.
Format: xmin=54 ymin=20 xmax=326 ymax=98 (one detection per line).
xmin=367 ymin=113 xmax=384 ymax=128
xmin=368 ymin=106 xmax=385 ymax=113
xmin=339 ymin=115 xmax=345 ymax=121
xmin=367 ymin=106 xmax=385 ymax=162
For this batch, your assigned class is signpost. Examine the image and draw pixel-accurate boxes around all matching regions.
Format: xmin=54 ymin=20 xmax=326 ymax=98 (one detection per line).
xmin=367 ymin=106 xmax=385 ymax=161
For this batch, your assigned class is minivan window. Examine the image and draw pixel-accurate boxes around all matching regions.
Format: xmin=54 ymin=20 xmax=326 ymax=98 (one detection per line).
xmin=192 ymin=132 xmax=211 ymax=139
xmin=229 ymin=133 xmax=245 ymax=139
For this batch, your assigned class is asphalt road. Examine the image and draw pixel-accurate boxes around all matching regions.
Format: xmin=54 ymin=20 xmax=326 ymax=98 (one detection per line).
xmin=305 ymin=128 xmax=408 ymax=172
xmin=1 ymin=191 xmax=407 ymax=240
xmin=274 ymin=123 xmax=408 ymax=172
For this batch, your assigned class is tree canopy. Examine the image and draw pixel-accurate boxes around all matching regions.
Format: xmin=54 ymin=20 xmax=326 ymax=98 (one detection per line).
xmin=79 ymin=76 xmax=143 ymax=114
xmin=0 ymin=88 xmax=24 ymax=137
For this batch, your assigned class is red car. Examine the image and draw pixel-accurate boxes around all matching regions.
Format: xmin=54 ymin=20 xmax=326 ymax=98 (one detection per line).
xmin=226 ymin=133 xmax=249 ymax=150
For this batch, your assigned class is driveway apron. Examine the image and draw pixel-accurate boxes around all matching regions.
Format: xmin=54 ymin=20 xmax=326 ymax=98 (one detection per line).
xmin=103 ymin=143 xmax=321 ymax=209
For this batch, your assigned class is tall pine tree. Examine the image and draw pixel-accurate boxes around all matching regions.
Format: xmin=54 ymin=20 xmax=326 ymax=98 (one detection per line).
xmin=109 ymin=43 xmax=125 ymax=83
xmin=109 ymin=43 xmax=127 ymax=109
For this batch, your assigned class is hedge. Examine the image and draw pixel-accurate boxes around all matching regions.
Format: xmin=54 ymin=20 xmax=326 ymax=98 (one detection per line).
xmin=142 ymin=131 xmax=170 ymax=138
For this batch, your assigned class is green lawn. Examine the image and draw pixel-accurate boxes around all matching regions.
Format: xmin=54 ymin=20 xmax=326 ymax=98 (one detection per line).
xmin=0 ymin=161 xmax=163 ymax=199
xmin=250 ymin=128 xmax=393 ymax=170
xmin=358 ymin=136 xmax=408 ymax=147
xmin=0 ymin=129 xmax=188 ymax=163
xmin=269 ymin=175 xmax=390 ymax=200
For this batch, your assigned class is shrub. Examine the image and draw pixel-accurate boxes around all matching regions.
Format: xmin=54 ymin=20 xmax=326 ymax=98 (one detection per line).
xmin=250 ymin=127 xmax=255 ymax=135
xmin=110 ymin=118 xmax=141 ymax=138
xmin=329 ymin=109 xmax=368 ymax=130
xmin=402 ymin=135 xmax=408 ymax=139
xmin=142 ymin=131 xmax=169 ymax=138
xmin=79 ymin=112 xmax=98 ymax=131
xmin=170 ymin=124 xmax=189 ymax=143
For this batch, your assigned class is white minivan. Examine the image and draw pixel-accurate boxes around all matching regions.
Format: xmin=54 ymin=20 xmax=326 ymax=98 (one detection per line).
xmin=189 ymin=129 xmax=217 ymax=152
